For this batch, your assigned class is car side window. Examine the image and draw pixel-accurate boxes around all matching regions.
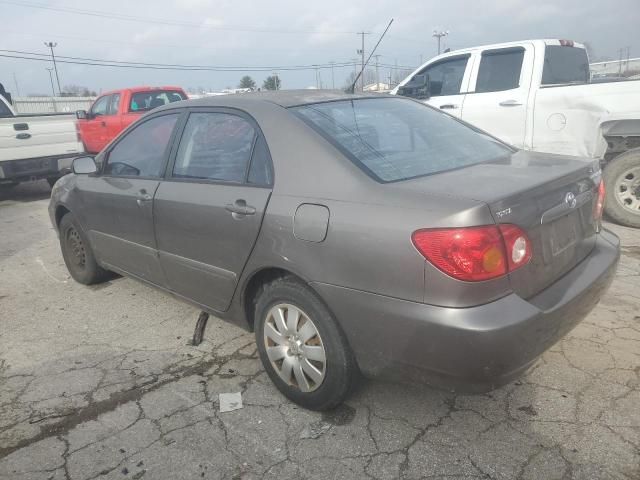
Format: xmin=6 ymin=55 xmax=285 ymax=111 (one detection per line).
xmin=108 ymin=93 xmax=121 ymax=115
xmin=247 ymin=135 xmax=273 ymax=185
xmin=104 ymin=113 xmax=179 ymax=178
xmin=418 ymin=56 xmax=469 ymax=97
xmin=173 ymin=112 xmax=256 ymax=183
xmin=91 ymin=95 xmax=110 ymax=116
xmin=475 ymin=48 xmax=525 ymax=93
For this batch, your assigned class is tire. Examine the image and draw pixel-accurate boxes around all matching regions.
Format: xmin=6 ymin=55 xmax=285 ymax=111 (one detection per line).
xmin=254 ymin=276 xmax=359 ymax=410
xmin=603 ymin=149 xmax=640 ymax=228
xmin=59 ymin=213 xmax=109 ymax=285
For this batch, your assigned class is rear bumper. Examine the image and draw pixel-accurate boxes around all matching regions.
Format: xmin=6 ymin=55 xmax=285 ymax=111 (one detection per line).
xmin=0 ymin=154 xmax=77 ymax=183
xmin=312 ymin=229 xmax=620 ymax=390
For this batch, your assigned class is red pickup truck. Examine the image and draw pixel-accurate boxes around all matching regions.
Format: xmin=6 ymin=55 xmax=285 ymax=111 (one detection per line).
xmin=77 ymin=86 xmax=187 ymax=153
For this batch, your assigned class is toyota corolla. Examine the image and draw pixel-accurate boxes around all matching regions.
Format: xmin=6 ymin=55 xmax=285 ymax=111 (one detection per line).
xmin=49 ymin=91 xmax=619 ymax=410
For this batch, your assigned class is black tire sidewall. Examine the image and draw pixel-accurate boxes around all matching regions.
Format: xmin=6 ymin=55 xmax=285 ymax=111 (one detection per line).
xmin=254 ymin=278 xmax=356 ymax=410
xmin=604 ymin=150 xmax=640 ymax=228
xmin=59 ymin=213 xmax=105 ymax=285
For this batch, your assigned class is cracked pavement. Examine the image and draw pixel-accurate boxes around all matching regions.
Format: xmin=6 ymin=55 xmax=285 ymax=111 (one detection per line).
xmin=1 ymin=181 xmax=639 ymax=480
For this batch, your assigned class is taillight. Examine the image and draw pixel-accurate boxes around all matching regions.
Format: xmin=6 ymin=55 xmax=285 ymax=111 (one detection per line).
xmin=593 ymin=180 xmax=605 ymax=221
xmin=411 ymin=224 xmax=531 ymax=282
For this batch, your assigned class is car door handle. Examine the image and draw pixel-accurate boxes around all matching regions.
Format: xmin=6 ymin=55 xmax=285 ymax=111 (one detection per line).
xmin=439 ymin=104 xmax=458 ymax=109
xmin=136 ymin=193 xmax=152 ymax=207
xmin=225 ymin=200 xmax=256 ymax=217
xmin=499 ymin=99 xmax=522 ymax=107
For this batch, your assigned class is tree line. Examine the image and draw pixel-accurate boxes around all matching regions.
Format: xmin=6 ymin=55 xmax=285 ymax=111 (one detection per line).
xmin=238 ymin=75 xmax=280 ymax=90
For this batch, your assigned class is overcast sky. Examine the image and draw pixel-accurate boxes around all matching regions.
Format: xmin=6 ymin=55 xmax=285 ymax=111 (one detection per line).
xmin=1 ymin=0 xmax=638 ymax=96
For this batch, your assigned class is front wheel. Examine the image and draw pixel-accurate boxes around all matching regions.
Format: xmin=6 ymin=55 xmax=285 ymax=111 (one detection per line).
xmin=59 ymin=213 xmax=109 ymax=284
xmin=604 ymin=149 xmax=640 ymax=228
xmin=254 ymin=277 xmax=359 ymax=410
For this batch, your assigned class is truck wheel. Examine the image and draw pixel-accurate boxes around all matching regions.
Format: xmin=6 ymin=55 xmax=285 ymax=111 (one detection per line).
xmin=59 ymin=213 xmax=109 ymax=285
xmin=604 ymin=149 xmax=640 ymax=228
xmin=254 ymin=276 xmax=359 ymax=410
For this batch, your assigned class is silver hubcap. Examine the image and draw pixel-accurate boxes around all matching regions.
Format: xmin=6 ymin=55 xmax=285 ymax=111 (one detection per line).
xmin=615 ymin=166 xmax=640 ymax=213
xmin=263 ymin=303 xmax=326 ymax=392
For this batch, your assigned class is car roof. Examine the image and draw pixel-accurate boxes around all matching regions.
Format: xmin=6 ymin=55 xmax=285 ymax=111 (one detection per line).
xmin=173 ymin=89 xmax=389 ymax=109
xmin=98 ymin=86 xmax=185 ymax=97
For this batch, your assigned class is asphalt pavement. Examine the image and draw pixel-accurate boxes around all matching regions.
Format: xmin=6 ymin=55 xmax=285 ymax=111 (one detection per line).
xmin=0 ymin=180 xmax=638 ymax=480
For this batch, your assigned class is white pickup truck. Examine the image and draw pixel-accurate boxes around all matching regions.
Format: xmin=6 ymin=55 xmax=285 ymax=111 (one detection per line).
xmin=0 ymin=87 xmax=84 ymax=188
xmin=393 ymin=39 xmax=640 ymax=227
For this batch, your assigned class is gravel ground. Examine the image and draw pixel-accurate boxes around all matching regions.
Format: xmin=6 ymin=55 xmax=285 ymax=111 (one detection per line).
xmin=0 ymin=180 xmax=639 ymax=480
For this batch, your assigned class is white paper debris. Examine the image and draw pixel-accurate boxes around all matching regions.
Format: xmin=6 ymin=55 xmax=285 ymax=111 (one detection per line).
xmin=219 ymin=392 xmax=243 ymax=413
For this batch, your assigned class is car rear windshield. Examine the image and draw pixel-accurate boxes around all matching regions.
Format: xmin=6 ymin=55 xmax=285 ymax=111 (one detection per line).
xmin=291 ymin=97 xmax=511 ymax=183
xmin=129 ymin=90 xmax=186 ymax=112
xmin=542 ymin=46 xmax=589 ymax=85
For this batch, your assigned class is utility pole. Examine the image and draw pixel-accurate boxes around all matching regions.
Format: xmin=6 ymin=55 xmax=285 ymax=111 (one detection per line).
xmin=373 ymin=54 xmax=381 ymax=90
xmin=626 ymin=46 xmax=631 ymax=74
xmin=315 ymin=67 xmax=319 ymax=89
xmin=329 ymin=61 xmax=336 ymax=89
xmin=618 ymin=48 xmax=624 ymax=75
xmin=356 ymin=32 xmax=370 ymax=91
xmin=44 ymin=42 xmax=62 ymax=95
xmin=273 ymin=72 xmax=279 ymax=90
xmin=432 ymin=30 xmax=449 ymax=55
xmin=12 ymin=72 xmax=20 ymax=97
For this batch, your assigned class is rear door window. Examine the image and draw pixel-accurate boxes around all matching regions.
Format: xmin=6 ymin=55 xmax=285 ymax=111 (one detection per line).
xmin=475 ymin=48 xmax=525 ymax=92
xmin=292 ymin=97 xmax=510 ymax=183
xmin=173 ymin=112 xmax=257 ymax=183
xmin=130 ymin=90 xmax=186 ymax=112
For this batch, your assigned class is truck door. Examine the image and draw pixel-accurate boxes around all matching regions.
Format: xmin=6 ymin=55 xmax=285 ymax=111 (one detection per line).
xmin=400 ymin=54 xmax=472 ymax=119
xmin=81 ymin=95 xmax=110 ymax=153
xmin=460 ymin=45 xmax=534 ymax=149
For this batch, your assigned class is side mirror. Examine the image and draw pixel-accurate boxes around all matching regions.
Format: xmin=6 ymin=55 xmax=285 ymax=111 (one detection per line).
xmin=397 ymin=73 xmax=431 ymax=100
xmin=76 ymin=110 xmax=87 ymax=120
xmin=72 ymin=156 xmax=97 ymax=175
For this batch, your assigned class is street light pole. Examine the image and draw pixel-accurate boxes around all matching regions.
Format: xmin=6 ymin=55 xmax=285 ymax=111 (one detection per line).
xmin=46 ymin=68 xmax=57 ymax=112
xmin=44 ymin=42 xmax=62 ymax=95
xmin=432 ymin=30 xmax=449 ymax=55
xmin=45 ymin=68 xmax=55 ymax=96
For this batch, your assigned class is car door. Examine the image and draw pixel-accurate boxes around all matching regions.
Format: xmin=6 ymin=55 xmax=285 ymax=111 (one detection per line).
xmin=81 ymin=95 xmax=110 ymax=153
xmin=76 ymin=111 xmax=182 ymax=284
xmin=460 ymin=45 xmax=534 ymax=149
xmin=100 ymin=93 xmax=123 ymax=150
xmin=406 ymin=55 xmax=472 ymax=118
xmin=154 ymin=109 xmax=273 ymax=312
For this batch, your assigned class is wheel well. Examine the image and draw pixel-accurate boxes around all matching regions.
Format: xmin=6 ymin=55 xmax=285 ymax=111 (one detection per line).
xmin=55 ymin=205 xmax=70 ymax=228
xmin=243 ymin=267 xmax=304 ymax=331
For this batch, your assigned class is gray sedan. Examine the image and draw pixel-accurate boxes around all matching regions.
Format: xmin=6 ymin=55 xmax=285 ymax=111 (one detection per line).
xmin=49 ymin=91 xmax=619 ymax=410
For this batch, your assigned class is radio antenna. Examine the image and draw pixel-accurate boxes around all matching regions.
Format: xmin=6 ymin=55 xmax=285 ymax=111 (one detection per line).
xmin=349 ymin=18 xmax=394 ymax=94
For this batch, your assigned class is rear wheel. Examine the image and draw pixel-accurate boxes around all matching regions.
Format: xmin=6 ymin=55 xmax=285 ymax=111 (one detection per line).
xmin=59 ymin=213 xmax=109 ymax=284
xmin=604 ymin=149 xmax=640 ymax=228
xmin=254 ymin=276 xmax=358 ymax=410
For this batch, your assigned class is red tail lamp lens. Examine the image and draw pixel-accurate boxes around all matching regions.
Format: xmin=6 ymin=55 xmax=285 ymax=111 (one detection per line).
xmin=412 ymin=224 xmax=531 ymax=282
xmin=593 ymin=180 xmax=605 ymax=221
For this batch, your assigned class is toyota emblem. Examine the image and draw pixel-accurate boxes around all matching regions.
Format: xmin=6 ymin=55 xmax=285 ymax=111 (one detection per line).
xmin=565 ymin=192 xmax=577 ymax=208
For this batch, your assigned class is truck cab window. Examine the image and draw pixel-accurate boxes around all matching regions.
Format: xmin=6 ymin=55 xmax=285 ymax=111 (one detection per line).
xmin=415 ymin=56 xmax=469 ymax=97
xmin=542 ymin=45 xmax=589 ymax=85
xmin=91 ymin=96 xmax=110 ymax=116
xmin=475 ymin=48 xmax=525 ymax=93
xmin=108 ymin=94 xmax=121 ymax=115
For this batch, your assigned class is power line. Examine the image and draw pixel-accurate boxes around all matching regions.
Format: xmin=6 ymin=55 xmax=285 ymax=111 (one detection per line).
xmin=0 ymin=49 xmax=415 ymax=72
xmin=0 ymin=0 xmax=359 ymax=35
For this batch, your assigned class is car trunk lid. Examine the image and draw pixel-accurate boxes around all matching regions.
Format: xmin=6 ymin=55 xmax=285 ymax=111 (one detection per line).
xmin=399 ymin=150 xmax=601 ymax=298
